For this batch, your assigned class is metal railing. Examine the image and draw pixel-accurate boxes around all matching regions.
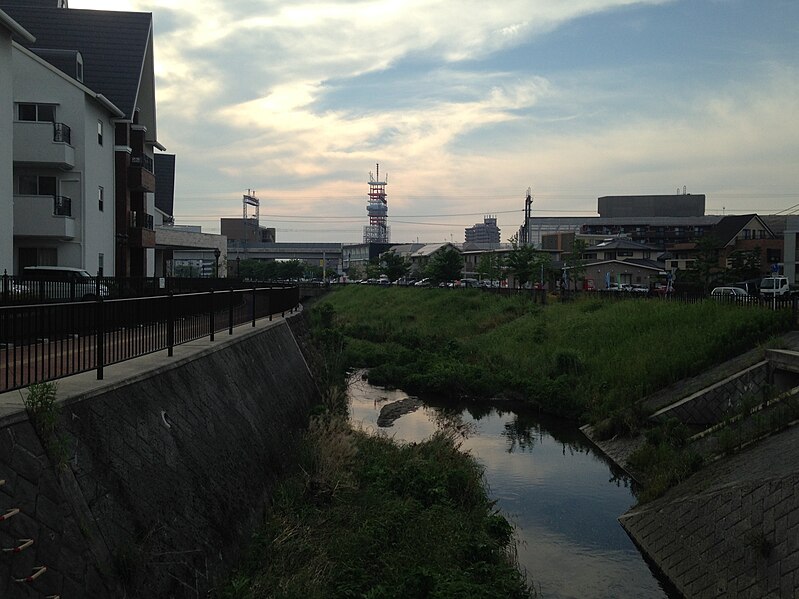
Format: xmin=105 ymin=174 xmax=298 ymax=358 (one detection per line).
xmin=53 ymin=195 xmax=72 ymax=217
xmin=129 ymin=211 xmax=154 ymax=230
xmin=0 ymin=285 xmax=300 ymax=393
xmin=130 ymin=154 xmax=154 ymax=173
xmin=53 ymin=122 xmax=71 ymax=145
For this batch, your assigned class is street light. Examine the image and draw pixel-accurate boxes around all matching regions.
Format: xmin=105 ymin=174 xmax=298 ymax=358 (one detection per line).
xmin=213 ymin=247 xmax=221 ymax=278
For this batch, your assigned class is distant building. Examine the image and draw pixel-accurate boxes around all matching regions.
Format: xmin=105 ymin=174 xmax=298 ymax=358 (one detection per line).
xmin=598 ymin=194 xmax=705 ymax=218
xmin=221 ymin=218 xmax=275 ymax=244
xmin=465 ymin=216 xmax=500 ymax=244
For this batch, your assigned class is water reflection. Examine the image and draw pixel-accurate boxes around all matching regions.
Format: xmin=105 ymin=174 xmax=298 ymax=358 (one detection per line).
xmin=347 ymin=373 xmax=672 ymax=599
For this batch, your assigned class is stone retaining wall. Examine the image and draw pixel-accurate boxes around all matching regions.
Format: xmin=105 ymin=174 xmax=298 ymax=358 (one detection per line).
xmin=0 ymin=317 xmax=319 ymax=598
xmin=649 ymin=361 xmax=769 ymax=426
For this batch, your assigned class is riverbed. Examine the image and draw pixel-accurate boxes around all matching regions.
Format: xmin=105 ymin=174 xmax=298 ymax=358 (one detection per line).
xmin=347 ymin=373 xmax=676 ymax=599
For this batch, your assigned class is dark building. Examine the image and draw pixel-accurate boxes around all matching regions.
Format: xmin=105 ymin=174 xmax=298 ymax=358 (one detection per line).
xmin=221 ymin=218 xmax=276 ymax=244
xmin=465 ymin=216 xmax=500 ymax=244
xmin=598 ymin=194 xmax=705 ymax=218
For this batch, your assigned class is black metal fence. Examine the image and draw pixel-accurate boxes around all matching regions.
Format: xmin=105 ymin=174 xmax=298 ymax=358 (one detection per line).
xmin=0 ymin=273 xmax=295 ymax=305
xmin=0 ymin=285 xmax=299 ymax=393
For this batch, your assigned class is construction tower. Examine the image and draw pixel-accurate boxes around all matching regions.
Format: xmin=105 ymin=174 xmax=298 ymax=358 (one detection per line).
xmin=363 ymin=163 xmax=389 ymax=243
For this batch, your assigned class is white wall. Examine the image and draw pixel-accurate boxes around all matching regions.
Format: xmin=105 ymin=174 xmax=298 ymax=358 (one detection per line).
xmin=0 ymin=26 xmax=13 ymax=273
xmin=12 ymin=48 xmax=116 ymax=274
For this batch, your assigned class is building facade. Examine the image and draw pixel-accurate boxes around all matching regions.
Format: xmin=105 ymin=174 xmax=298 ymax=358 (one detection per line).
xmin=465 ymin=216 xmax=500 ymax=244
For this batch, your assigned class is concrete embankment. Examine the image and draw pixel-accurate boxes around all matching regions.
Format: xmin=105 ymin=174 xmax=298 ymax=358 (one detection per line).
xmin=584 ymin=332 xmax=799 ymax=598
xmin=0 ymin=313 xmax=319 ymax=598
xmin=620 ymin=425 xmax=799 ymax=598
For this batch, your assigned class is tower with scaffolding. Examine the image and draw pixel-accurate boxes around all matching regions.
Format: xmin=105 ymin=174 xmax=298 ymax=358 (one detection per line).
xmin=363 ymin=163 xmax=390 ymax=243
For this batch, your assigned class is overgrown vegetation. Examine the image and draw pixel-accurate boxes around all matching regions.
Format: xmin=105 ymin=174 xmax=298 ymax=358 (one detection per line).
xmin=222 ymin=419 xmax=534 ymax=598
xmin=223 ymin=306 xmax=535 ymax=598
xmin=314 ymin=286 xmax=791 ymax=423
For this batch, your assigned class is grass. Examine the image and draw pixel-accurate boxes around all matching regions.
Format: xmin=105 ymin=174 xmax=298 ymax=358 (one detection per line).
xmin=315 ymin=286 xmax=792 ymax=423
xmin=222 ymin=418 xmax=535 ymax=599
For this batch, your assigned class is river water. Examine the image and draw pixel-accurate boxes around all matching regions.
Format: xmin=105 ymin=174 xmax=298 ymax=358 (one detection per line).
xmin=347 ymin=374 xmax=675 ymax=599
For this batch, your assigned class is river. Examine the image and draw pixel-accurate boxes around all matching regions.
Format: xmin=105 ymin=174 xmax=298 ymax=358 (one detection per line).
xmin=347 ymin=373 xmax=677 ymax=599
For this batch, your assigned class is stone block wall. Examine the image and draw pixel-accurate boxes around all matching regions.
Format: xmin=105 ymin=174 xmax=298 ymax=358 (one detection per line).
xmin=0 ymin=318 xmax=319 ymax=597
xmin=650 ymin=362 xmax=769 ymax=426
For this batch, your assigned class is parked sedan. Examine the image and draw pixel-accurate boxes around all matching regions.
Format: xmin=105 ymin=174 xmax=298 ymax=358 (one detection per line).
xmin=710 ymin=286 xmax=749 ymax=302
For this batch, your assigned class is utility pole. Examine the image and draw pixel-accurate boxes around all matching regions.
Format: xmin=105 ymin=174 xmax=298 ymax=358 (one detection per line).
xmin=524 ymin=187 xmax=533 ymax=246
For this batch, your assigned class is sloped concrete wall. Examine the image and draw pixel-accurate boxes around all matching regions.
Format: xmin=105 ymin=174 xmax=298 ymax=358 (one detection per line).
xmin=0 ymin=318 xmax=319 ymax=598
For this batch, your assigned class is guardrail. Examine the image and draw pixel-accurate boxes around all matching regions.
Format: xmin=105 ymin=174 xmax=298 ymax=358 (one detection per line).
xmin=0 ymin=285 xmax=299 ymax=393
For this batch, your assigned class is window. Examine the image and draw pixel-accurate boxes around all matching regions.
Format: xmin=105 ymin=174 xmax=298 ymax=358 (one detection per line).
xmin=76 ymin=54 xmax=84 ymax=82
xmin=18 ymin=103 xmax=55 ymax=122
xmin=98 ymin=253 xmax=104 ymax=277
xmin=98 ymin=186 xmax=104 ymax=211
xmin=18 ymin=175 xmax=57 ymax=196
xmin=97 ymin=120 xmax=103 ymax=145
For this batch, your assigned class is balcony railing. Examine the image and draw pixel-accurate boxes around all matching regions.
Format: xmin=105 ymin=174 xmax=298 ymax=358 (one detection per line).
xmin=130 ymin=154 xmax=154 ymax=173
xmin=53 ymin=122 xmax=71 ymax=144
xmin=130 ymin=211 xmax=154 ymax=230
xmin=53 ymin=195 xmax=72 ymax=217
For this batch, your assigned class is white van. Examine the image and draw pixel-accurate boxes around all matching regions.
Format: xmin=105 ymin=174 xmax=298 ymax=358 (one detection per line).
xmin=22 ymin=266 xmax=109 ymax=301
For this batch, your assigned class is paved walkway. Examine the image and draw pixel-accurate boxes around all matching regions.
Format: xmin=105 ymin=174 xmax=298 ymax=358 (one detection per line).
xmin=0 ymin=311 xmax=294 ymax=422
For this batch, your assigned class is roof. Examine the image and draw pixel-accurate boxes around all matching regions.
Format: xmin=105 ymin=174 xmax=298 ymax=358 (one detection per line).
xmin=1 ymin=4 xmax=152 ymax=119
xmin=411 ymin=243 xmax=460 ymax=258
xmin=568 ymin=258 xmax=665 ymax=272
xmin=0 ymin=8 xmax=35 ymax=41
xmin=154 ymin=153 xmax=175 ymax=217
xmin=710 ymin=214 xmax=774 ymax=247
xmin=586 ymin=238 xmax=657 ymax=251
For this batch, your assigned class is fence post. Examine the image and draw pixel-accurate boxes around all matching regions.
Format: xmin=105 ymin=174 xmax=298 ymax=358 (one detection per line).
xmin=209 ymin=288 xmax=215 ymax=342
xmin=267 ymin=288 xmax=271 ymax=321
xmin=1 ymin=270 xmax=7 ymax=304
xmin=95 ymin=295 xmax=104 ymax=380
xmin=228 ymin=288 xmax=234 ymax=335
xmin=252 ymin=286 xmax=257 ymax=327
xmin=167 ymin=292 xmax=174 ymax=357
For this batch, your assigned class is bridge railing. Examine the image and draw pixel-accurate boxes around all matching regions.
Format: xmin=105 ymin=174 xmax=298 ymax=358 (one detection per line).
xmin=0 ymin=285 xmax=300 ymax=394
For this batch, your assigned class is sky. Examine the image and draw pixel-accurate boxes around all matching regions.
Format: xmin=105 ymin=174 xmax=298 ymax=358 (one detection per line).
xmin=69 ymin=0 xmax=799 ymax=243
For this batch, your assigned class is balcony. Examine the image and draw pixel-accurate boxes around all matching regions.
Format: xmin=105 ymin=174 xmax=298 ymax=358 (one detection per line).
xmin=128 ymin=210 xmax=156 ymax=248
xmin=13 ymin=194 xmax=76 ymax=239
xmin=13 ymin=121 xmax=75 ymax=170
xmin=128 ymin=154 xmax=156 ymax=192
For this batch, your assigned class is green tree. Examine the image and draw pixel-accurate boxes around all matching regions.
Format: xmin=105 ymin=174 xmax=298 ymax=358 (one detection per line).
xmin=683 ymin=236 xmax=723 ymax=293
xmin=365 ymin=258 xmax=383 ymax=280
xmin=562 ymin=238 xmax=588 ymax=291
xmin=381 ymin=250 xmax=410 ymax=282
xmin=476 ymin=252 xmax=503 ymax=283
xmin=726 ymin=248 xmax=761 ymax=282
xmin=425 ymin=246 xmax=463 ymax=283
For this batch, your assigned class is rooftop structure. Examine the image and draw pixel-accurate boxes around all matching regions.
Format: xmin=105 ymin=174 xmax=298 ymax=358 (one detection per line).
xmin=363 ymin=163 xmax=389 ymax=243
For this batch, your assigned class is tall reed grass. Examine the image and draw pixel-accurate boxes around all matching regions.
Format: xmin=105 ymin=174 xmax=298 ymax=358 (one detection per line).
xmin=315 ymin=286 xmax=792 ymax=422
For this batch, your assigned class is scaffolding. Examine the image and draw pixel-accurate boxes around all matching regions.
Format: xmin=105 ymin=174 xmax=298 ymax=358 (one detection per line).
xmin=363 ymin=163 xmax=389 ymax=243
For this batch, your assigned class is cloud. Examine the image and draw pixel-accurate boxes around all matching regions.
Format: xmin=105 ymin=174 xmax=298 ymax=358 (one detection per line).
xmin=68 ymin=0 xmax=798 ymax=241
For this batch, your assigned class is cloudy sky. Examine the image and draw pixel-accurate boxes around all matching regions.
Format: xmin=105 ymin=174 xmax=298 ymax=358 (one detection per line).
xmin=70 ymin=0 xmax=799 ymax=243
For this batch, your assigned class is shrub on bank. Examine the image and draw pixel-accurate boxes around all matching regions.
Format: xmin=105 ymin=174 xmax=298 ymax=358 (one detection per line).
xmin=222 ymin=421 xmax=535 ymax=599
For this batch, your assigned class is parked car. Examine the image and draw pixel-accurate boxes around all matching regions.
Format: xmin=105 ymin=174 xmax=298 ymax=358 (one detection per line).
xmin=607 ymin=283 xmax=632 ymax=292
xmin=22 ymin=266 xmax=109 ymax=301
xmin=414 ymin=278 xmax=431 ymax=287
xmin=710 ymin=286 xmax=749 ymax=301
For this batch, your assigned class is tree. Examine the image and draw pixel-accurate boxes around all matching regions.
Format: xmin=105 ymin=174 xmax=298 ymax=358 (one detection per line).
xmin=476 ymin=252 xmax=502 ymax=283
xmin=425 ymin=246 xmax=463 ymax=283
xmin=504 ymin=243 xmax=551 ymax=288
xmin=683 ymin=236 xmax=723 ymax=293
xmin=380 ymin=250 xmax=410 ymax=282
xmin=726 ymin=248 xmax=761 ymax=282
xmin=562 ymin=239 xmax=588 ymax=291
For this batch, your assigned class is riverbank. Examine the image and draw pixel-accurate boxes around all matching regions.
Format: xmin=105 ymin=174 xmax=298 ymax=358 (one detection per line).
xmin=316 ymin=286 xmax=790 ymax=423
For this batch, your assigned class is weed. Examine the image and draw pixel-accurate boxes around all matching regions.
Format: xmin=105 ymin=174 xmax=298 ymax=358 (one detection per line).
xmin=22 ymin=382 xmax=70 ymax=468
